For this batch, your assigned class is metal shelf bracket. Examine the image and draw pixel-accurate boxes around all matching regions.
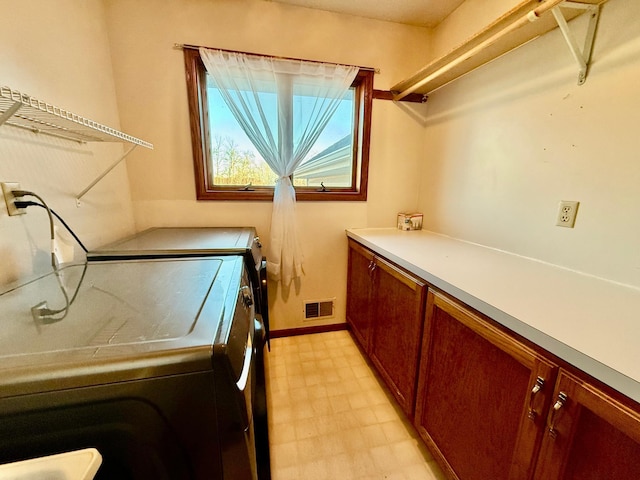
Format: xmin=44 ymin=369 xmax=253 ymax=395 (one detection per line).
xmin=551 ymin=1 xmax=601 ymax=85
xmin=0 ymin=101 xmax=21 ymax=126
xmin=76 ymin=144 xmax=138 ymax=205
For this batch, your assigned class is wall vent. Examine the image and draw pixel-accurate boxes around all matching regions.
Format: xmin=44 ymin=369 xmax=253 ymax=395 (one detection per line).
xmin=304 ymin=299 xmax=335 ymax=320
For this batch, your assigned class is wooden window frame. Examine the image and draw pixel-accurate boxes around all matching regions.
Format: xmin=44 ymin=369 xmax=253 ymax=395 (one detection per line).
xmin=183 ymin=48 xmax=372 ymax=201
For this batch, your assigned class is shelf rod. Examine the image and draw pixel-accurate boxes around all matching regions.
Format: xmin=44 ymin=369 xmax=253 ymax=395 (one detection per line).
xmin=3 ymin=120 xmax=87 ymax=143
xmin=393 ymin=0 xmax=566 ymax=101
xmin=76 ymin=144 xmax=138 ymax=202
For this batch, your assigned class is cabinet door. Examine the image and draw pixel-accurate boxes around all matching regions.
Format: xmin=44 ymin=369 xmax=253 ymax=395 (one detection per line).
xmin=415 ymin=290 xmax=558 ymax=480
xmin=346 ymin=240 xmax=375 ymax=351
xmin=369 ymin=256 xmax=426 ymax=418
xmin=534 ymin=370 xmax=640 ymax=480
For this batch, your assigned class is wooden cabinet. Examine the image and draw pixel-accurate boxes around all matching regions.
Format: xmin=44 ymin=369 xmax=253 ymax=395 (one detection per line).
xmin=415 ymin=289 xmax=558 ymax=480
xmin=534 ymin=370 xmax=640 ymax=480
xmin=346 ymin=238 xmax=640 ymax=480
xmin=415 ymin=289 xmax=640 ymax=480
xmin=368 ymin=255 xmax=426 ymax=417
xmin=346 ymin=240 xmax=375 ymax=351
xmin=346 ymin=239 xmax=426 ymax=417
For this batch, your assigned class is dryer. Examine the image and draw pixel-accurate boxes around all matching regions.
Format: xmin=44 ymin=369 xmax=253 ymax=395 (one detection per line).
xmin=0 ymin=257 xmax=263 ymax=480
xmin=87 ymin=227 xmax=269 ymax=345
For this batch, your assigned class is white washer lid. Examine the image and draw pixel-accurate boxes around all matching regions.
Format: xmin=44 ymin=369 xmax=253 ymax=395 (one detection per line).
xmin=0 ymin=448 xmax=102 ymax=480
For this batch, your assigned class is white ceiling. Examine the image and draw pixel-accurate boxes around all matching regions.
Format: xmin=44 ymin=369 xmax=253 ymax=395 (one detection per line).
xmin=266 ymin=0 xmax=467 ymax=27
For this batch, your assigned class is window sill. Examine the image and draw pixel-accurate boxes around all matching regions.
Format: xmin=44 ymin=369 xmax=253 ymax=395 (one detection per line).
xmin=195 ymin=189 xmax=367 ymax=202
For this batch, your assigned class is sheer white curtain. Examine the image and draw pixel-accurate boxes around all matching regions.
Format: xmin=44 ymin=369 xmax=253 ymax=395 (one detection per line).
xmin=199 ymin=48 xmax=358 ymax=285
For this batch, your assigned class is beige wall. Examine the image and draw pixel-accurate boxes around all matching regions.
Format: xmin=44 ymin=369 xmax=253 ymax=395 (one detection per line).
xmin=102 ymin=0 xmax=431 ymax=330
xmin=419 ymin=0 xmax=640 ymax=287
xmin=7 ymin=0 xmax=628 ymax=331
xmin=0 ymin=0 xmax=137 ymax=287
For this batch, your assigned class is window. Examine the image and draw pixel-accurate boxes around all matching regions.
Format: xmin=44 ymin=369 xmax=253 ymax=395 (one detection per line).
xmin=184 ymin=48 xmax=372 ymax=201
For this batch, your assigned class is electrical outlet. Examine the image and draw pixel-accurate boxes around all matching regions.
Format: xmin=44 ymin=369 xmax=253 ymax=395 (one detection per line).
xmin=1 ymin=182 xmax=26 ymax=216
xmin=556 ymin=200 xmax=579 ymax=228
xmin=31 ymin=301 xmax=50 ymax=322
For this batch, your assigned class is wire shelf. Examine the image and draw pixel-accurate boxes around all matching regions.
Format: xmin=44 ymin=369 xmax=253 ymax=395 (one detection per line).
xmin=0 ymin=86 xmax=153 ymax=148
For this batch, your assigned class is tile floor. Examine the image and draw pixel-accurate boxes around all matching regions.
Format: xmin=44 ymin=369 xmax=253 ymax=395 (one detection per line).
xmin=266 ymin=330 xmax=447 ymax=480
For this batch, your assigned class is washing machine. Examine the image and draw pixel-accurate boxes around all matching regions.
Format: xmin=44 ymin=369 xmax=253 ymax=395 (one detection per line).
xmin=87 ymin=227 xmax=269 ymax=345
xmin=0 ymin=256 xmax=263 ymax=479
xmin=87 ymin=226 xmax=271 ymax=479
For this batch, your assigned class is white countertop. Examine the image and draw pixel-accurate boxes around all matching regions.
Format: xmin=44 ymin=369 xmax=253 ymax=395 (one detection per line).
xmin=346 ymin=228 xmax=640 ymax=403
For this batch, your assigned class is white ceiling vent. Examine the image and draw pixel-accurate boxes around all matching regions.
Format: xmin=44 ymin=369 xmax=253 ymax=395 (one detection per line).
xmin=304 ymin=299 xmax=335 ymax=321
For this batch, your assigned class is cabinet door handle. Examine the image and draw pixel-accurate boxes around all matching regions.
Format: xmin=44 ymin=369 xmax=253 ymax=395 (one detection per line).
xmin=368 ymin=260 xmax=377 ymax=275
xmin=547 ymin=392 xmax=568 ymax=438
xmin=527 ymin=376 xmax=545 ymax=421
